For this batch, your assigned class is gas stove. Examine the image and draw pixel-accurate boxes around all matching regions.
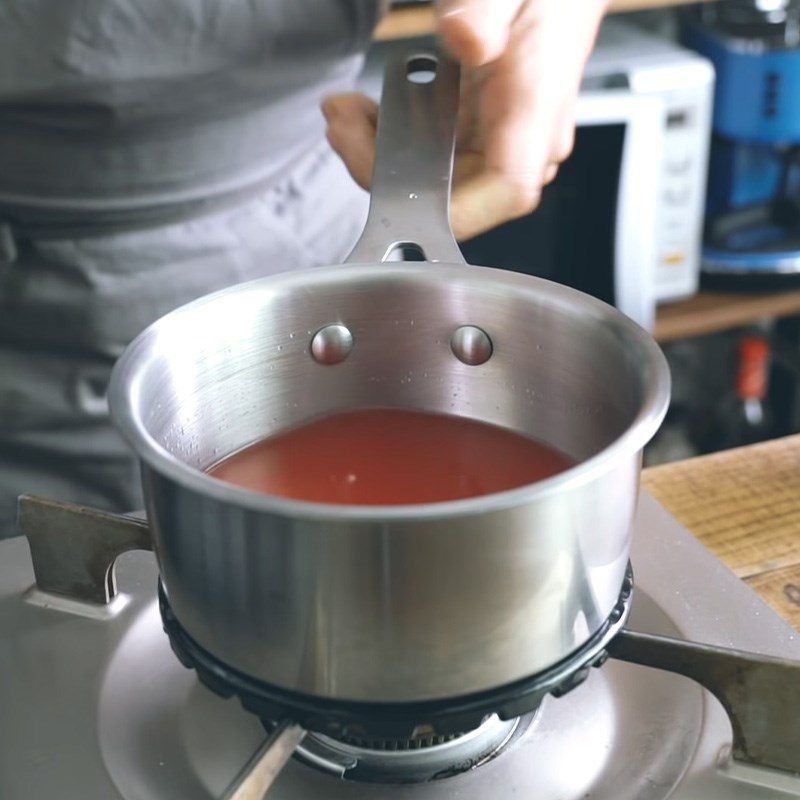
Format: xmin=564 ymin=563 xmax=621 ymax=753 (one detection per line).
xmin=2 ymin=492 xmax=799 ymax=799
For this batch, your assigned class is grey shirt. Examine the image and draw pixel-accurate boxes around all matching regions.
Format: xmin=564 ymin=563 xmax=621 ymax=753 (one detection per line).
xmin=0 ymin=0 xmax=382 ymax=211
xmin=0 ymin=0 xmax=381 ymax=535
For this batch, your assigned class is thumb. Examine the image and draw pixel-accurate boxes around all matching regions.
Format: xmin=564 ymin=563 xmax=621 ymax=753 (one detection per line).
xmin=321 ymin=93 xmax=378 ymax=191
xmin=436 ymin=0 xmax=525 ymax=66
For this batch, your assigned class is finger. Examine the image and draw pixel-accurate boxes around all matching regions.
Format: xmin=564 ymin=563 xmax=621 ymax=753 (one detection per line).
xmin=480 ymin=8 xmax=601 ymax=202
xmin=555 ymin=115 xmax=576 ymax=164
xmin=436 ymin=0 xmax=525 ymax=66
xmin=450 ymin=153 xmax=541 ymax=240
xmin=480 ymin=30 xmax=563 ymax=177
xmin=452 ymin=94 xmax=575 ymax=238
xmin=321 ymin=92 xmax=378 ymax=124
xmin=321 ymin=93 xmax=378 ymax=191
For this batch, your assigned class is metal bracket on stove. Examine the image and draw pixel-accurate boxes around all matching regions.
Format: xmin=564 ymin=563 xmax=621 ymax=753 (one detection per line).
xmin=18 ymin=495 xmax=152 ymax=605
xmin=608 ymin=629 xmax=800 ymax=775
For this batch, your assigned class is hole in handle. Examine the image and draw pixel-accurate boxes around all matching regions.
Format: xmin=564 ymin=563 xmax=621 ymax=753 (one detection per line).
xmin=383 ymin=242 xmax=427 ymax=262
xmin=406 ymin=55 xmax=438 ymax=85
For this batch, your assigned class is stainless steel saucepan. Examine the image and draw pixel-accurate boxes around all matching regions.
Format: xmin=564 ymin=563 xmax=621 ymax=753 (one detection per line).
xmin=108 ymin=46 xmax=670 ymax=704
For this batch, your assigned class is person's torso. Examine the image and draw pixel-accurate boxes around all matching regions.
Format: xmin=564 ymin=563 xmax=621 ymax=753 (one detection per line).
xmin=0 ymin=0 xmax=382 ymax=216
xmin=0 ymin=0 xmax=377 ymax=438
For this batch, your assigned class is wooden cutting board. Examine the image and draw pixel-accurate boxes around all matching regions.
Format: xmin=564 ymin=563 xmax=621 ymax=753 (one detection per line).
xmin=643 ymin=435 xmax=800 ymax=631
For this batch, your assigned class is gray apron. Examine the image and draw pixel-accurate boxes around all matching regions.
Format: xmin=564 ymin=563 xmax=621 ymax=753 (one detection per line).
xmin=0 ymin=0 xmax=380 ymax=537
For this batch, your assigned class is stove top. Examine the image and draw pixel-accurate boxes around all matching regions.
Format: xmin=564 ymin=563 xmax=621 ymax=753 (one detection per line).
xmin=1 ymin=492 xmax=799 ymax=799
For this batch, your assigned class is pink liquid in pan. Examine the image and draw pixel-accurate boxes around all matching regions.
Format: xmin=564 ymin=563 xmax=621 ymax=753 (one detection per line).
xmin=208 ymin=408 xmax=574 ymax=505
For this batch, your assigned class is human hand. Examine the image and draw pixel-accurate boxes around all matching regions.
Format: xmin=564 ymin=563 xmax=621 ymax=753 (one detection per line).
xmin=322 ymin=0 xmax=609 ymax=241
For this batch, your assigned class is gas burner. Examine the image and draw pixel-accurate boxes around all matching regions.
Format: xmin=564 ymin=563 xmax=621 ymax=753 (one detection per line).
xmin=93 ymin=584 xmax=706 ymax=798
xmin=295 ymin=714 xmax=524 ymax=783
xmin=330 ymin=730 xmax=464 ymax=750
xmin=159 ymin=570 xmax=632 ymax=743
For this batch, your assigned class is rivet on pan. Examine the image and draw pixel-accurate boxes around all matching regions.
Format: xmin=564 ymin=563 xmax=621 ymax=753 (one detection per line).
xmin=450 ymin=326 xmax=492 ymax=366
xmin=311 ymin=324 xmax=354 ymax=365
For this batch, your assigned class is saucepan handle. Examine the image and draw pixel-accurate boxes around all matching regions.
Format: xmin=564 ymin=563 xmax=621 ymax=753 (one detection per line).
xmin=18 ymin=494 xmax=152 ymax=605
xmin=345 ymin=45 xmax=464 ymax=265
xmin=609 ymin=628 xmax=800 ymax=775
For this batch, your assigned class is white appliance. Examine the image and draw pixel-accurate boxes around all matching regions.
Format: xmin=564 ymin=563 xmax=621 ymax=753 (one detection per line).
xmin=586 ymin=19 xmax=715 ymax=304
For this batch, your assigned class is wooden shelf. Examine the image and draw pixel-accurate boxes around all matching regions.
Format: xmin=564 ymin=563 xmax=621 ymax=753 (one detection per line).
xmin=376 ymin=0 xmax=708 ymax=41
xmin=375 ymin=5 xmax=434 ymax=41
xmin=654 ymin=289 xmax=800 ymax=343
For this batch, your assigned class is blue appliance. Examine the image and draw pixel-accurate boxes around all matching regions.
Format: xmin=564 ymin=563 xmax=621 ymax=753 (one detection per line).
xmin=682 ymin=1 xmax=800 ymax=287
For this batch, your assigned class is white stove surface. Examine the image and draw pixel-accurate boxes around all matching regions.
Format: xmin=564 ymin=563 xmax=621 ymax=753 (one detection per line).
xmin=1 ymin=492 xmax=799 ymax=799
